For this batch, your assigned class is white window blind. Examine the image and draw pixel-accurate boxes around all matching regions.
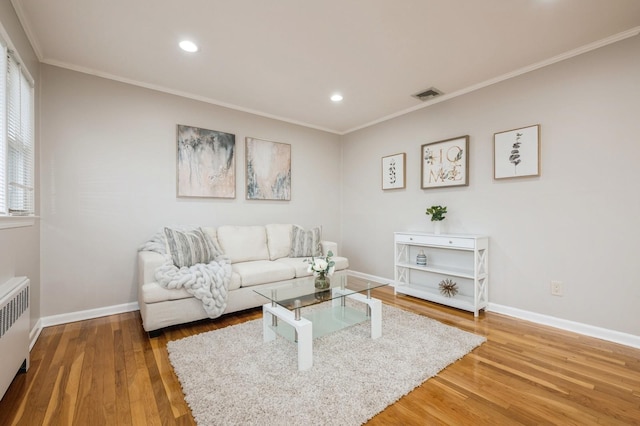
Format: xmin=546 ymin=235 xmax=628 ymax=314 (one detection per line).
xmin=0 ymin=44 xmax=6 ymax=214
xmin=1 ymin=44 xmax=34 ymax=216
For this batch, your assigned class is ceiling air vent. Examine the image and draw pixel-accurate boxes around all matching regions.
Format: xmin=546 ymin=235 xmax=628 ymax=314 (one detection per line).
xmin=412 ymin=87 xmax=443 ymax=101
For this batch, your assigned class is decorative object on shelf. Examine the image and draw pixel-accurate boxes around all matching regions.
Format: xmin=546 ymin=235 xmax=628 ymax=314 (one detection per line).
xmin=494 ymin=124 xmax=540 ymax=179
xmin=381 ymin=153 xmax=406 ymax=190
xmin=421 ymin=136 xmax=469 ymax=189
xmin=438 ymin=278 xmax=458 ymax=297
xmin=426 ymin=205 xmax=447 ymax=235
xmin=246 ymin=137 xmax=291 ymax=200
xmin=305 ymin=250 xmax=336 ymax=290
xmin=177 ymin=125 xmax=236 ymax=198
xmin=416 ymin=250 xmax=427 ymax=266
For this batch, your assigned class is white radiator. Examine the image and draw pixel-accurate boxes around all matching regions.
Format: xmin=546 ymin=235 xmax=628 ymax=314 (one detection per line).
xmin=0 ymin=277 xmax=30 ymax=401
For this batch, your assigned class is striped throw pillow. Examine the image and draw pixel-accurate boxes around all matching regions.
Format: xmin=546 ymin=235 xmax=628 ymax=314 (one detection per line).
xmin=164 ymin=227 xmax=218 ymax=268
xmin=289 ymin=226 xmax=322 ymax=257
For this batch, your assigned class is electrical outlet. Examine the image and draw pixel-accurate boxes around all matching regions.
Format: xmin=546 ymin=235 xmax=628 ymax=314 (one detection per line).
xmin=551 ymin=281 xmax=563 ymax=296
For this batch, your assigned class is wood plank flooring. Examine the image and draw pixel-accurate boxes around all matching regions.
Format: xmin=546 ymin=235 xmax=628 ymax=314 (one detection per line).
xmin=1 ymin=284 xmax=639 ymax=425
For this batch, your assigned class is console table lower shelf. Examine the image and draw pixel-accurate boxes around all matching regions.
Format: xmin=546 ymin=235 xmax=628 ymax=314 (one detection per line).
xmin=395 ymin=284 xmax=486 ymax=316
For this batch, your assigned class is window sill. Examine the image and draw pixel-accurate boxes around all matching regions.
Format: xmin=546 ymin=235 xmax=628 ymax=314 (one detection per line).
xmin=0 ymin=215 xmax=39 ymax=230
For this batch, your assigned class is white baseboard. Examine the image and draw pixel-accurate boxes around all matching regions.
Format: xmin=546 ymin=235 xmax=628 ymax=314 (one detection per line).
xmin=347 ymin=270 xmax=395 ymax=285
xmin=28 ymin=273 xmax=640 ymax=351
xmin=29 ymin=319 xmax=42 ymax=351
xmin=347 ymin=270 xmax=640 ymax=349
xmin=28 ymin=302 xmax=139 ymax=352
xmin=487 ymin=303 xmax=640 ymax=350
xmin=40 ymin=302 xmax=140 ymax=328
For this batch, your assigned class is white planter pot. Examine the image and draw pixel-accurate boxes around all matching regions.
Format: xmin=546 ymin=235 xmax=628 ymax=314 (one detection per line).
xmin=433 ymin=221 xmax=443 ymax=235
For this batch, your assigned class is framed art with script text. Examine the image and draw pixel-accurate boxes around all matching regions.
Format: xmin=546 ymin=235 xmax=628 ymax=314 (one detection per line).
xmin=421 ymin=136 xmax=469 ymax=189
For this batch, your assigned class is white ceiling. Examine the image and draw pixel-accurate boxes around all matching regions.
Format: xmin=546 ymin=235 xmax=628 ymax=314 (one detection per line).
xmin=11 ymin=0 xmax=640 ymax=134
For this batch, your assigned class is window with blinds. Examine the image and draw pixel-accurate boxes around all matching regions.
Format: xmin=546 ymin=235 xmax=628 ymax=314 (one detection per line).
xmin=0 ymin=39 xmax=34 ymax=216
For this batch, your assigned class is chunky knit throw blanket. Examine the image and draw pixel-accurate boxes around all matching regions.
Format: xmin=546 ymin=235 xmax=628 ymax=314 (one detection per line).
xmin=139 ymin=229 xmax=231 ymax=318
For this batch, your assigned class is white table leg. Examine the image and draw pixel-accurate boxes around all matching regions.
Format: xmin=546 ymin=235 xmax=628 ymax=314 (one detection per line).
xmin=296 ymin=321 xmax=313 ymax=371
xmin=345 ymin=292 xmax=382 ymax=339
xmin=368 ymin=298 xmax=382 ymax=339
xmin=263 ymin=304 xmax=276 ymax=342
xmin=262 ymin=303 xmax=314 ymax=371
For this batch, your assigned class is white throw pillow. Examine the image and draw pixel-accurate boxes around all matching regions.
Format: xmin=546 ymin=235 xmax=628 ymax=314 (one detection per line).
xmin=289 ymin=225 xmax=322 ymax=258
xmin=217 ymin=225 xmax=270 ymax=263
xmin=202 ymin=226 xmax=223 ymax=254
xmin=265 ymin=224 xmax=293 ymax=260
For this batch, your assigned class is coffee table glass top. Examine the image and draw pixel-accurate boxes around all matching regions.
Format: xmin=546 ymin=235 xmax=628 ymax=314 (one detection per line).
xmin=254 ymin=276 xmax=388 ymax=310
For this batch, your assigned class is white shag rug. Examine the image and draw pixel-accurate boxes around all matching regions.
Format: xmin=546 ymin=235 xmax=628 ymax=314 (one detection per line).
xmin=167 ymin=303 xmax=485 ymax=425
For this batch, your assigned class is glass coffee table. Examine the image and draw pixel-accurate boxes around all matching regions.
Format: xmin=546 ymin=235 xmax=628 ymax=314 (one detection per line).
xmin=254 ymin=274 xmax=388 ymax=371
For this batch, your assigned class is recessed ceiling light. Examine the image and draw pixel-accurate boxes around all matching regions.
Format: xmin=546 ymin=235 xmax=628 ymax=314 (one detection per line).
xmin=330 ymin=94 xmax=343 ymax=102
xmin=179 ymin=40 xmax=199 ymax=53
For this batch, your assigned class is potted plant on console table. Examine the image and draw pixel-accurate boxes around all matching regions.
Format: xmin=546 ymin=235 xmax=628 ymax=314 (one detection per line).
xmin=426 ymin=205 xmax=447 ymax=235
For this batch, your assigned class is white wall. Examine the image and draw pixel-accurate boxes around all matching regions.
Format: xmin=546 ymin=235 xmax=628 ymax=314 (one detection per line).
xmin=0 ymin=0 xmax=40 ymax=330
xmin=342 ymin=35 xmax=640 ymax=336
xmin=39 ymin=65 xmax=342 ymax=317
xmin=32 ymin=21 xmax=640 ymax=339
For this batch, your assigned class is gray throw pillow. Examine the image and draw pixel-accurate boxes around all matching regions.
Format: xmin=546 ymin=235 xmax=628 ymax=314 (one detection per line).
xmin=289 ymin=226 xmax=322 ymax=257
xmin=164 ymin=227 xmax=218 ymax=268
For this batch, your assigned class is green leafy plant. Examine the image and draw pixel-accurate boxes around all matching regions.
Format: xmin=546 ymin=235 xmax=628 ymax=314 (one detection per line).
xmin=426 ymin=205 xmax=447 ymax=222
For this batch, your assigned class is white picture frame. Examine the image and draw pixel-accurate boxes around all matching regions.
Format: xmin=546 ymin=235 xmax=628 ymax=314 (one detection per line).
xmin=382 ymin=153 xmax=406 ymax=190
xmin=494 ymin=124 xmax=540 ymax=179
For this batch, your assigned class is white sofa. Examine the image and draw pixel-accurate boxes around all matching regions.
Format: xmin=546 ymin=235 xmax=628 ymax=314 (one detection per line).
xmin=138 ymin=224 xmax=349 ymax=332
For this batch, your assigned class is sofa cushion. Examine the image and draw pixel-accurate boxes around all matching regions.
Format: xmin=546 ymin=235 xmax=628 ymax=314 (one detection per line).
xmin=164 ymin=227 xmax=218 ymax=268
xmin=217 ymin=225 xmax=270 ymax=263
xmin=229 ymin=272 xmax=242 ymax=291
xmin=142 ymin=282 xmax=194 ymax=304
xmin=265 ymin=224 xmax=293 ymax=260
xmin=289 ymin=226 xmax=322 ymax=257
xmin=276 ymin=256 xmax=349 ymax=277
xmin=328 ymin=255 xmax=349 ymax=271
xmin=274 ymin=257 xmax=313 ymax=277
xmin=202 ymin=226 xmax=223 ymax=254
xmin=232 ymin=260 xmax=295 ymax=287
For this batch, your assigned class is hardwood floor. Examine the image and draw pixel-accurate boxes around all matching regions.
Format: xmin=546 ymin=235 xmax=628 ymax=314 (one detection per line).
xmin=1 ymin=284 xmax=639 ymax=425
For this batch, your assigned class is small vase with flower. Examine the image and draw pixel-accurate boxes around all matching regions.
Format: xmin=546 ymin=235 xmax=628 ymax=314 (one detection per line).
xmin=305 ymin=251 xmax=336 ymax=290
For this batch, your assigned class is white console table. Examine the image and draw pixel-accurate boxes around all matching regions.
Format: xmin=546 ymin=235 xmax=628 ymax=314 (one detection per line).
xmin=394 ymin=232 xmax=488 ymax=317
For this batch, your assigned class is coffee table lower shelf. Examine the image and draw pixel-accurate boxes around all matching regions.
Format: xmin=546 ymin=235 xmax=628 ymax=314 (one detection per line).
xmin=261 ymin=291 xmax=382 ymax=371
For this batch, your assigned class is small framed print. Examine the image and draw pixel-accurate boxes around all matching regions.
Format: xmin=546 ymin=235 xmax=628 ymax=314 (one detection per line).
xmin=421 ymin=136 xmax=469 ymax=189
xmin=382 ymin=153 xmax=406 ymax=190
xmin=494 ymin=124 xmax=540 ymax=179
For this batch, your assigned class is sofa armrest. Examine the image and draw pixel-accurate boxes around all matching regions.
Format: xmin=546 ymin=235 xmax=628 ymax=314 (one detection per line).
xmin=320 ymin=241 xmax=338 ymax=257
xmin=138 ymin=251 xmax=167 ymax=285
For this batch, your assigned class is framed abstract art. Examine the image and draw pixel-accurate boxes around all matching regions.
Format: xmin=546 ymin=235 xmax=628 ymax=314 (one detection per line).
xmin=245 ymin=137 xmax=291 ymax=200
xmin=176 ymin=125 xmax=236 ymax=198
